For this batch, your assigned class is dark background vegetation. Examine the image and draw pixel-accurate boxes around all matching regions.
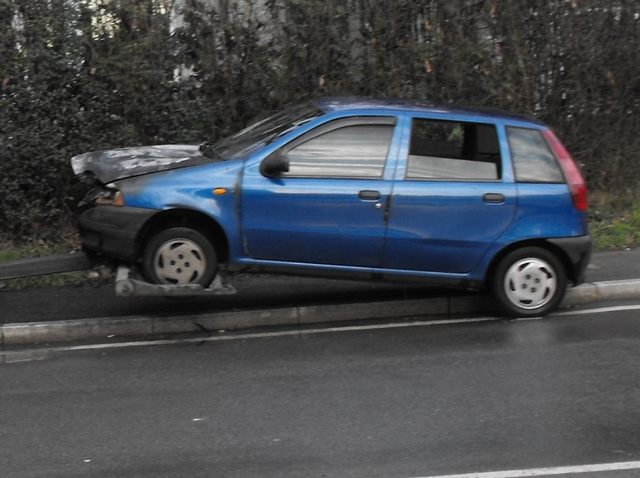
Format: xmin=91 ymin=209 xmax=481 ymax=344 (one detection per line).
xmin=1 ymin=0 xmax=639 ymax=240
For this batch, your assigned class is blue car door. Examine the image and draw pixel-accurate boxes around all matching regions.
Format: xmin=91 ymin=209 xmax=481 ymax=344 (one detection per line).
xmin=383 ymin=116 xmax=517 ymax=273
xmin=241 ymin=116 xmax=399 ymax=267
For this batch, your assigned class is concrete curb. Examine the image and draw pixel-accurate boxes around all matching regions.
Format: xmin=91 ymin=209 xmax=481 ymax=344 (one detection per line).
xmin=563 ymin=279 xmax=640 ymax=304
xmin=3 ymin=279 xmax=640 ymax=346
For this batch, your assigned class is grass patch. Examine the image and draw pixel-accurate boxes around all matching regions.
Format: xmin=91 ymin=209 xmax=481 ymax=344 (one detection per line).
xmin=589 ymin=189 xmax=640 ymax=251
xmin=590 ymin=209 xmax=640 ymax=250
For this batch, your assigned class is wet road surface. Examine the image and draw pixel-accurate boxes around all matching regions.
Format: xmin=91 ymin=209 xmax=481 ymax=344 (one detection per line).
xmin=2 ymin=302 xmax=640 ymax=477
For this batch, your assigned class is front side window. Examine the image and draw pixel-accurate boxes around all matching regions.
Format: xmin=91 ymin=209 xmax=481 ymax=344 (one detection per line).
xmin=283 ymin=122 xmax=394 ymax=179
xmin=507 ymin=127 xmax=565 ymax=183
xmin=407 ymin=118 xmax=501 ymax=181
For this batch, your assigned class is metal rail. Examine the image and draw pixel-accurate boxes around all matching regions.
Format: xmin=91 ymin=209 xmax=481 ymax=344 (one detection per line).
xmin=0 ymin=251 xmax=237 ymax=297
xmin=0 ymin=252 xmax=92 ymax=281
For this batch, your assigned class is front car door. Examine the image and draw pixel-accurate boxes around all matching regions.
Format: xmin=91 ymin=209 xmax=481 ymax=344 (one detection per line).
xmin=241 ymin=116 xmax=399 ymax=268
xmin=383 ymin=115 xmax=517 ymax=274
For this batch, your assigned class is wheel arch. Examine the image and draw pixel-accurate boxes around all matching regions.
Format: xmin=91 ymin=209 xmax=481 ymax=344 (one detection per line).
xmin=485 ymin=239 xmax=577 ymax=289
xmin=135 ymin=209 xmax=230 ymax=264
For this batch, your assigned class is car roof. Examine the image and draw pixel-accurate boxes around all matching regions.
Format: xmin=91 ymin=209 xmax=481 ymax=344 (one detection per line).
xmin=313 ymin=97 xmax=546 ymax=127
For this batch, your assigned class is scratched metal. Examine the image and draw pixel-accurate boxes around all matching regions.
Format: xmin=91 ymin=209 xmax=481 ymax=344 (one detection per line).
xmin=71 ymin=144 xmax=216 ymax=183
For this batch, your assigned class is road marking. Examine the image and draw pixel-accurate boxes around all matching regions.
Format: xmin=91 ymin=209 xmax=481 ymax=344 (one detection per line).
xmin=555 ymin=304 xmax=640 ymax=316
xmin=1 ymin=316 xmax=499 ymax=358
xmin=3 ymin=303 xmax=640 ymax=359
xmin=411 ymin=460 xmax=640 ymax=477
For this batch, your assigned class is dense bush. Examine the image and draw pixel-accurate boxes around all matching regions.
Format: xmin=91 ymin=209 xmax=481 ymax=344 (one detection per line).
xmin=1 ymin=0 xmax=639 ymax=238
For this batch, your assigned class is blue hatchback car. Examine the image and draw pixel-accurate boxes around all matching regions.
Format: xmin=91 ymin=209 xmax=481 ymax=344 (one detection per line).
xmin=72 ymin=97 xmax=591 ymax=317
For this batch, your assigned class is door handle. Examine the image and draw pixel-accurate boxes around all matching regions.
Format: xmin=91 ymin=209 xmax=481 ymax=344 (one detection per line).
xmin=483 ymin=193 xmax=505 ymax=203
xmin=358 ymin=190 xmax=381 ymax=200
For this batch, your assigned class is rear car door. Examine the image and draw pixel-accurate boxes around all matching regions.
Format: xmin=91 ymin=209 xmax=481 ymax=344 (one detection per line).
xmin=241 ymin=116 xmax=399 ymax=267
xmin=383 ymin=116 xmax=517 ymax=273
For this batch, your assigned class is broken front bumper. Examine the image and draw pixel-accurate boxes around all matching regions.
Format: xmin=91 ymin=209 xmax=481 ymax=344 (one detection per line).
xmin=78 ymin=206 xmax=157 ymax=262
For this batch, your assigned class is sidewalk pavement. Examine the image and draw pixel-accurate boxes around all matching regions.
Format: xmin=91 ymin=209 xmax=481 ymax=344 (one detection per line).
xmin=2 ymin=249 xmax=640 ymax=346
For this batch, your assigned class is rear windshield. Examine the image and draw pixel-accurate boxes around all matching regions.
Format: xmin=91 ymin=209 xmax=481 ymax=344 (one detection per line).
xmin=204 ymin=102 xmax=323 ymax=160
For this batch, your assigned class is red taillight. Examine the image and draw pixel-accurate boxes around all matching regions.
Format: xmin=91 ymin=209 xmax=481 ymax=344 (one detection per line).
xmin=543 ymin=130 xmax=588 ymax=211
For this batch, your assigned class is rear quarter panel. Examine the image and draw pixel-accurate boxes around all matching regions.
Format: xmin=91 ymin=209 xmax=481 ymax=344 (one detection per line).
xmin=507 ymin=184 xmax=588 ymax=239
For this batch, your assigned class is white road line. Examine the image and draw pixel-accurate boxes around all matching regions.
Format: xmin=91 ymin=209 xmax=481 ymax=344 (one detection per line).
xmin=555 ymin=304 xmax=640 ymax=316
xmin=3 ymin=303 xmax=640 ymax=358
xmin=411 ymin=460 xmax=640 ymax=477
xmin=1 ymin=316 xmax=498 ymax=357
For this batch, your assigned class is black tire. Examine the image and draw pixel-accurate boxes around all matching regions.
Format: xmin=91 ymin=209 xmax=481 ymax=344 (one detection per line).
xmin=492 ymin=247 xmax=567 ymax=318
xmin=142 ymin=227 xmax=217 ymax=287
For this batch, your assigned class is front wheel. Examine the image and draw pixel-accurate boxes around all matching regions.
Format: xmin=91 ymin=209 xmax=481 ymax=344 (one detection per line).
xmin=142 ymin=227 xmax=217 ymax=287
xmin=492 ymin=247 xmax=567 ymax=318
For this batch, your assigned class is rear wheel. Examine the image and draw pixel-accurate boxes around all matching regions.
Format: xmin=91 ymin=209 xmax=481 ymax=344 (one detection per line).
xmin=142 ymin=227 xmax=217 ymax=287
xmin=492 ymin=247 xmax=566 ymax=318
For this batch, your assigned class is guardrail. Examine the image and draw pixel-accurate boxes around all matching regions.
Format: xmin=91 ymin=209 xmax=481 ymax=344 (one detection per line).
xmin=0 ymin=253 xmax=237 ymax=298
xmin=0 ymin=252 xmax=92 ymax=281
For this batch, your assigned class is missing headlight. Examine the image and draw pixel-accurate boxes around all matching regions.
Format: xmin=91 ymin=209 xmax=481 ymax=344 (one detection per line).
xmin=80 ymin=184 xmax=124 ymax=207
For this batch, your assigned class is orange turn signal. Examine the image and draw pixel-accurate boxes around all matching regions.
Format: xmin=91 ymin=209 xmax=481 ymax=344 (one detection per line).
xmin=213 ymin=188 xmax=227 ymax=195
xmin=95 ymin=190 xmax=125 ymax=206
xmin=112 ymin=191 xmax=125 ymax=206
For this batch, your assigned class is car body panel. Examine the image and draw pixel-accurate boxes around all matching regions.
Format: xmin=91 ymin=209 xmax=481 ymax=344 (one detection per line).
xmin=240 ymin=175 xmax=392 ymax=267
xmin=382 ymin=181 xmax=518 ymax=273
xmin=381 ymin=114 xmax=518 ymax=274
xmin=109 ymin=160 xmax=246 ymax=260
xmin=239 ymin=112 xmax=403 ymax=267
xmin=506 ymin=184 xmax=588 ymax=239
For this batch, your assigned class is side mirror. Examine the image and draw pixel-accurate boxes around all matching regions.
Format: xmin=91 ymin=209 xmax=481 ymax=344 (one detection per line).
xmin=260 ymin=152 xmax=290 ymax=178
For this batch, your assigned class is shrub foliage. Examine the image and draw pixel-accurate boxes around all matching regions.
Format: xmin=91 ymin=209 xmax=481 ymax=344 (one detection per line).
xmin=1 ymin=0 xmax=639 ymax=238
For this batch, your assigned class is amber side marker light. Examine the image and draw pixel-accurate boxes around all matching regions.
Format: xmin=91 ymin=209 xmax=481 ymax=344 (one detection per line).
xmin=112 ymin=191 xmax=125 ymax=206
xmin=213 ymin=188 xmax=228 ymax=195
xmin=95 ymin=190 xmax=125 ymax=206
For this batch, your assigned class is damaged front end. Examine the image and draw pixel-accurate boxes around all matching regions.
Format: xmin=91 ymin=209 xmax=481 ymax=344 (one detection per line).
xmin=71 ymin=144 xmax=210 ymax=184
xmin=72 ymin=144 xmax=215 ymax=208
xmin=71 ymin=144 xmax=216 ymax=262
xmin=77 ymin=182 xmax=125 ymax=208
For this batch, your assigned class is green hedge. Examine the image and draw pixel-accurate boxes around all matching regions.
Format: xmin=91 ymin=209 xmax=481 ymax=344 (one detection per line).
xmin=1 ymin=0 xmax=639 ymax=238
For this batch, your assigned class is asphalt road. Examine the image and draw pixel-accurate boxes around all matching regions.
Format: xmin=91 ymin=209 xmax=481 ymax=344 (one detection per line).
xmin=3 ymin=302 xmax=640 ymax=478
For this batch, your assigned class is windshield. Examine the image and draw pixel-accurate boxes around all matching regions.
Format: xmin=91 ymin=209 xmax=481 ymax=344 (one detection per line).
xmin=202 ymin=102 xmax=323 ymax=160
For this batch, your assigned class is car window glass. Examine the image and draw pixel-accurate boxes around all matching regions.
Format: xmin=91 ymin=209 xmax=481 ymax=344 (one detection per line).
xmin=507 ymin=127 xmax=565 ymax=183
xmin=284 ymin=124 xmax=394 ymax=178
xmin=407 ymin=119 xmax=501 ymax=181
xmin=210 ymin=102 xmax=323 ymax=159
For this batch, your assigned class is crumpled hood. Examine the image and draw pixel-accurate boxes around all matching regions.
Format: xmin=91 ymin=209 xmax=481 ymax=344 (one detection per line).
xmin=71 ymin=144 xmax=214 ymax=184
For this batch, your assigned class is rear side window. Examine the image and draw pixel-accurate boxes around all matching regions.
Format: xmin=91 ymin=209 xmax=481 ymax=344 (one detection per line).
xmin=507 ymin=127 xmax=565 ymax=183
xmin=407 ymin=118 xmax=501 ymax=181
